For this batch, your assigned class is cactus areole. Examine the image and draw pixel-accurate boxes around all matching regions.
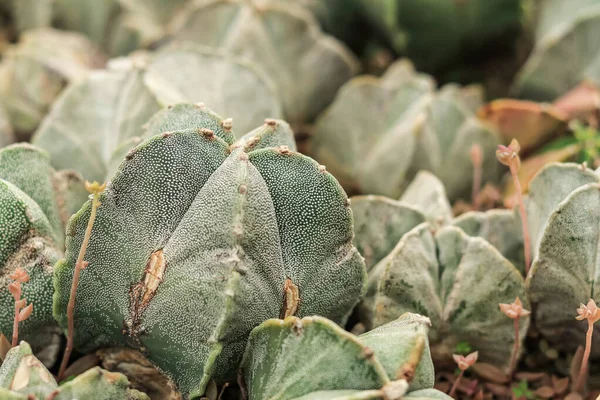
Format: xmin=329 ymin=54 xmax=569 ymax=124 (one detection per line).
xmin=52 ymin=105 xmax=366 ymax=398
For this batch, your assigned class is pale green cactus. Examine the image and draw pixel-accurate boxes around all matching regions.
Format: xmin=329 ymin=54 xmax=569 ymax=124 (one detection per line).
xmin=0 ymin=28 xmax=104 ymax=138
xmin=241 ymin=314 xmax=451 ymax=400
xmin=0 ymin=341 xmax=149 ymax=399
xmin=0 ymin=144 xmax=88 ymax=360
xmin=32 ymin=43 xmax=282 ymax=182
xmin=171 ymin=0 xmax=360 ymax=126
xmin=0 ymin=103 xmax=15 ymax=148
xmin=399 ymin=171 xmax=452 ymax=224
xmin=53 ymin=112 xmax=365 ymax=397
xmin=514 ymin=0 xmax=600 ymax=101
xmin=371 ymin=223 xmax=529 ymax=372
xmin=527 ymin=162 xmax=600 ymax=357
xmin=312 ymin=59 xmax=501 ymax=201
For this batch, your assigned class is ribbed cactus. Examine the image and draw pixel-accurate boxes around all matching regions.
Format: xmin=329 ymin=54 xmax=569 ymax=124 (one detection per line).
xmin=312 ymin=60 xmax=501 ymax=201
xmin=527 ymin=163 xmax=600 ymax=357
xmin=32 ymin=44 xmax=282 ymax=182
xmin=171 ymin=0 xmax=359 ymax=125
xmin=0 ymin=28 xmax=104 ymax=138
xmin=399 ymin=171 xmax=453 ymax=224
xmin=515 ymin=0 xmax=600 ymax=101
xmin=241 ymin=314 xmax=451 ymax=400
xmin=0 ymin=144 xmax=87 ymax=360
xmin=53 ymin=105 xmax=365 ymax=397
xmin=0 ymin=341 xmax=149 ymax=399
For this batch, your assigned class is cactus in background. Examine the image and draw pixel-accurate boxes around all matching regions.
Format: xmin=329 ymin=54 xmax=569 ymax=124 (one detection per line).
xmin=241 ymin=314 xmax=451 ymax=400
xmin=0 ymin=103 xmax=15 ymax=148
xmin=0 ymin=29 xmax=104 ymax=138
xmin=515 ymin=0 xmax=600 ymax=101
xmin=0 ymin=341 xmax=149 ymax=399
xmin=399 ymin=171 xmax=453 ymax=224
xmin=357 ymin=0 xmax=522 ymax=74
xmin=527 ymin=162 xmax=600 ymax=358
xmin=171 ymin=0 xmax=359 ymax=126
xmin=0 ymin=144 xmax=88 ymax=362
xmin=312 ymin=60 xmax=501 ymax=202
xmin=53 ymin=107 xmax=365 ymax=397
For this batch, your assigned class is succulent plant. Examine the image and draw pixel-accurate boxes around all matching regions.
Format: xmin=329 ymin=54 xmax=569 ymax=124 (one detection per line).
xmin=241 ymin=314 xmax=451 ymax=400
xmin=356 ymin=0 xmax=522 ymax=73
xmin=399 ymin=171 xmax=453 ymax=224
xmin=526 ymin=162 xmax=600 ymax=357
xmin=32 ymin=43 xmax=282 ymax=182
xmin=312 ymin=59 xmax=501 ymax=201
xmin=0 ymin=103 xmax=15 ymax=148
xmin=0 ymin=341 xmax=149 ymax=399
xmin=514 ymin=0 xmax=600 ymax=101
xmin=171 ymin=0 xmax=359 ymax=126
xmin=0 ymin=28 xmax=104 ymax=138
xmin=52 ymin=106 xmax=365 ymax=397
xmin=0 ymin=143 xmax=88 ymax=361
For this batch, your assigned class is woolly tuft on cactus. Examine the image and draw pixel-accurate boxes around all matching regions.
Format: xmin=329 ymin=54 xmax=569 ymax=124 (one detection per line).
xmin=53 ymin=112 xmax=365 ymax=397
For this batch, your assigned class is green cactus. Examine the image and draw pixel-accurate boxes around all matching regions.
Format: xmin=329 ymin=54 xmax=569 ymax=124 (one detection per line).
xmin=0 ymin=28 xmax=104 ymax=138
xmin=399 ymin=171 xmax=452 ymax=224
xmin=32 ymin=43 xmax=282 ymax=182
xmin=0 ymin=341 xmax=149 ymax=399
xmin=0 ymin=144 xmax=88 ymax=362
xmin=0 ymin=103 xmax=15 ymax=148
xmin=53 ymin=106 xmax=365 ymax=397
xmin=371 ymin=223 xmax=528 ymax=373
xmin=171 ymin=0 xmax=359 ymax=126
xmin=312 ymin=59 xmax=501 ymax=201
xmin=514 ymin=0 xmax=600 ymax=101
xmin=527 ymin=162 xmax=600 ymax=357
xmin=240 ymin=314 xmax=451 ymax=400
xmin=357 ymin=0 xmax=521 ymax=73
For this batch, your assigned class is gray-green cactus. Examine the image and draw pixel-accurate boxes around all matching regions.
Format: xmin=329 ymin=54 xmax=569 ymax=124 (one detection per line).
xmin=0 ymin=103 xmax=15 ymax=148
xmin=0 ymin=144 xmax=88 ymax=361
xmin=0 ymin=28 xmax=104 ymax=138
xmin=371 ymin=223 xmax=528 ymax=372
xmin=312 ymin=59 xmax=501 ymax=201
xmin=241 ymin=314 xmax=451 ymax=400
xmin=32 ymin=44 xmax=282 ymax=182
xmin=527 ymin=162 xmax=600 ymax=357
xmin=171 ymin=0 xmax=359 ymax=126
xmin=514 ymin=0 xmax=600 ymax=101
xmin=0 ymin=341 xmax=149 ymax=399
xmin=53 ymin=106 xmax=365 ymax=397
xmin=399 ymin=171 xmax=452 ymax=224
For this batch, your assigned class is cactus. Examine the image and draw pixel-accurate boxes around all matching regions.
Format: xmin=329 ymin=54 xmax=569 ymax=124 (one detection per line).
xmin=356 ymin=0 xmax=521 ymax=73
xmin=527 ymin=162 xmax=600 ymax=357
xmin=0 ymin=103 xmax=15 ymax=148
xmin=0 ymin=144 xmax=88 ymax=361
xmin=0 ymin=341 xmax=149 ymax=399
xmin=171 ymin=0 xmax=359 ymax=126
xmin=240 ymin=314 xmax=451 ymax=400
xmin=368 ymin=222 xmax=528 ymax=373
xmin=0 ymin=28 xmax=105 ymax=138
xmin=399 ymin=171 xmax=452 ymax=224
xmin=32 ymin=44 xmax=282 ymax=182
xmin=312 ymin=60 xmax=501 ymax=201
xmin=514 ymin=0 xmax=600 ymax=101
xmin=52 ymin=105 xmax=365 ymax=397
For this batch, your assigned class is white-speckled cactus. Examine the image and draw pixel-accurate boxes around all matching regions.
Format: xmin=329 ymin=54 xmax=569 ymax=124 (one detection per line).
xmin=52 ymin=109 xmax=365 ymax=398
xmin=32 ymin=44 xmax=282 ymax=182
xmin=171 ymin=0 xmax=359 ymax=126
xmin=311 ymin=60 xmax=501 ymax=201
xmin=0 ymin=341 xmax=149 ymax=399
xmin=0 ymin=144 xmax=88 ymax=361
xmin=241 ymin=314 xmax=451 ymax=400
xmin=0 ymin=28 xmax=104 ymax=138
xmin=527 ymin=162 xmax=600 ymax=357
xmin=514 ymin=0 xmax=600 ymax=101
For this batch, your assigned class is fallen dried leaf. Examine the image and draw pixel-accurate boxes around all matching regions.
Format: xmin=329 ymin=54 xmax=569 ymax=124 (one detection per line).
xmin=534 ymin=386 xmax=555 ymax=398
xmin=472 ymin=362 xmax=510 ymax=384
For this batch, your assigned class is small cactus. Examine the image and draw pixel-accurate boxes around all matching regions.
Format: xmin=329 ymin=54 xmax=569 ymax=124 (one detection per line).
xmin=53 ymin=108 xmax=365 ymax=397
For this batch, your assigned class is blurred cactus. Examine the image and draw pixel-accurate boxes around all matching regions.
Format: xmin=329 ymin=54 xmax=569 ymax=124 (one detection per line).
xmin=171 ymin=0 xmax=360 ymax=126
xmin=312 ymin=60 xmax=501 ymax=202
xmin=0 ymin=103 xmax=15 ymax=148
xmin=0 ymin=341 xmax=149 ymax=399
xmin=241 ymin=314 xmax=451 ymax=400
xmin=53 ymin=107 xmax=365 ymax=397
xmin=32 ymin=44 xmax=282 ymax=182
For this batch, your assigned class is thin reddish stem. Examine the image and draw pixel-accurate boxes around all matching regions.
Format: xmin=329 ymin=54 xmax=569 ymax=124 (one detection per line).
xmin=574 ymin=319 xmax=594 ymax=393
xmin=449 ymin=370 xmax=464 ymax=398
xmin=472 ymin=160 xmax=482 ymax=211
xmin=11 ymin=301 xmax=19 ymax=347
xmin=58 ymin=192 xmax=101 ymax=381
xmin=509 ymin=163 xmax=531 ymax=275
xmin=509 ymin=317 xmax=520 ymax=376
